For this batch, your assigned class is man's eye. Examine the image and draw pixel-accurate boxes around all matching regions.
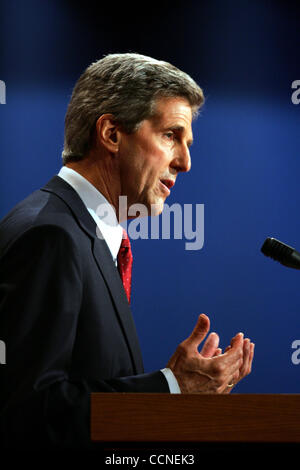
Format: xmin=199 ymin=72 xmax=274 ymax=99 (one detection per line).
xmin=164 ymin=132 xmax=174 ymax=139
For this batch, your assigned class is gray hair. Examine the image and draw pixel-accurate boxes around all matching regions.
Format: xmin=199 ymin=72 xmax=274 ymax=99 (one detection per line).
xmin=62 ymin=53 xmax=204 ymax=164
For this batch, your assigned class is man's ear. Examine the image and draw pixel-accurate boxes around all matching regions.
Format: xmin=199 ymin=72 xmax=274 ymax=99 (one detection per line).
xmin=95 ymin=114 xmax=121 ymax=154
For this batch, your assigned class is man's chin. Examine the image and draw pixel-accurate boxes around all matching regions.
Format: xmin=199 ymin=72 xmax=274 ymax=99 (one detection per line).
xmin=126 ymin=194 xmax=165 ymax=218
xmin=149 ymin=199 xmax=165 ymax=217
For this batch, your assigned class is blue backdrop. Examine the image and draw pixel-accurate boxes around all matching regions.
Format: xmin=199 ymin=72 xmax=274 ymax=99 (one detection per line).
xmin=1 ymin=0 xmax=300 ymax=392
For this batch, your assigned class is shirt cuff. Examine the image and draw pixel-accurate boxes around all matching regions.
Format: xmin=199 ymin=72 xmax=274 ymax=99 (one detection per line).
xmin=160 ymin=368 xmax=181 ymax=393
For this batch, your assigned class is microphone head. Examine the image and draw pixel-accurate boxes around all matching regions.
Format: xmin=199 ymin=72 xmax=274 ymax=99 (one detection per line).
xmin=260 ymin=237 xmax=300 ymax=269
xmin=261 ymin=237 xmax=294 ymax=262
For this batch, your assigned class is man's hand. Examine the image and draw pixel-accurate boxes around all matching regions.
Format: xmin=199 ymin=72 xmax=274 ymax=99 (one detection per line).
xmin=221 ymin=335 xmax=255 ymax=393
xmin=167 ymin=314 xmax=254 ymax=394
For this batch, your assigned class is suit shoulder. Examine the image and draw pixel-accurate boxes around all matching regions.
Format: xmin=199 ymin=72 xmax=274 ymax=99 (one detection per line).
xmin=0 ymin=189 xmax=80 ymax=256
xmin=2 ymin=223 xmax=77 ymax=255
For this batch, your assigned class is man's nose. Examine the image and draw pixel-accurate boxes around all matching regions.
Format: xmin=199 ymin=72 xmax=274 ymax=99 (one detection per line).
xmin=171 ymin=146 xmax=191 ymax=173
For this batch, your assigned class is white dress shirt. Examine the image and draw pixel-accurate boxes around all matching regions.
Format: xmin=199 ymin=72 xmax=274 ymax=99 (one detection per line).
xmin=58 ymin=166 xmax=181 ymax=393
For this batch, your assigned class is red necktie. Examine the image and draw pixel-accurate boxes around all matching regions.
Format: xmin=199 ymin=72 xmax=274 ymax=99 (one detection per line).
xmin=117 ymin=229 xmax=133 ymax=303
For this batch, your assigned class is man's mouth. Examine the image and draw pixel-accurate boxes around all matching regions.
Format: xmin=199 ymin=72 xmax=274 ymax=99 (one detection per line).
xmin=159 ymin=179 xmax=175 ymax=195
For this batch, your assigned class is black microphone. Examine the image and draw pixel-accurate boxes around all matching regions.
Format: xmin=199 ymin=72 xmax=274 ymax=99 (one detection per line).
xmin=261 ymin=237 xmax=300 ymax=270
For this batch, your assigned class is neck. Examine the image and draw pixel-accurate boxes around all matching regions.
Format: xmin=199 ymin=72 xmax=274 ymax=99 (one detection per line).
xmin=66 ymin=150 xmax=122 ymax=219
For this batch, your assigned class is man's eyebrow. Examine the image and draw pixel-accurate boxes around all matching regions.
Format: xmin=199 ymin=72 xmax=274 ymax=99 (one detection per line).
xmin=167 ymin=125 xmax=194 ymax=147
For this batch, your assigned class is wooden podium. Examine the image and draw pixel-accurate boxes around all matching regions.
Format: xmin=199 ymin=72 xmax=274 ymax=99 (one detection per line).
xmin=91 ymin=394 xmax=300 ymax=443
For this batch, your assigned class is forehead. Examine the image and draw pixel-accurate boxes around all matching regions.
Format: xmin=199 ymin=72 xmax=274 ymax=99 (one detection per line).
xmin=151 ymin=96 xmax=193 ymax=126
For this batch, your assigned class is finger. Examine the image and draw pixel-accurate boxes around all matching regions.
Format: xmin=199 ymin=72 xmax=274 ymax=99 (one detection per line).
xmin=250 ymin=342 xmax=255 ymax=360
xmin=186 ymin=314 xmax=210 ymax=350
xmin=222 ymin=334 xmax=244 ymax=368
xmin=247 ymin=343 xmax=255 ymax=373
xmin=228 ymin=332 xmax=244 ymax=351
xmin=200 ymin=332 xmax=220 ymax=358
xmin=242 ymin=338 xmax=255 ymax=377
xmin=218 ymin=336 xmax=250 ymax=391
xmin=221 ymin=335 xmax=244 ymax=376
xmin=228 ymin=331 xmax=244 ymax=347
xmin=230 ymin=339 xmax=254 ymax=386
xmin=234 ymin=341 xmax=255 ymax=383
xmin=242 ymin=338 xmax=251 ymax=372
xmin=214 ymin=348 xmax=222 ymax=357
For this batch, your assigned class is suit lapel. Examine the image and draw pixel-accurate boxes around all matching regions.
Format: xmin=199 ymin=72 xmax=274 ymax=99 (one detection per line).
xmin=41 ymin=175 xmax=144 ymax=374
xmin=92 ymin=238 xmax=144 ymax=373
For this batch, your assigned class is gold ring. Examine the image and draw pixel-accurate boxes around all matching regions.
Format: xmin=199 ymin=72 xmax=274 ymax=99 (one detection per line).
xmin=227 ymin=383 xmax=234 ymax=388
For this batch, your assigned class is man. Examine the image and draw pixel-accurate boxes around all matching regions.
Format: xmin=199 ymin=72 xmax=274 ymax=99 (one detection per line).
xmin=0 ymin=53 xmax=254 ymax=449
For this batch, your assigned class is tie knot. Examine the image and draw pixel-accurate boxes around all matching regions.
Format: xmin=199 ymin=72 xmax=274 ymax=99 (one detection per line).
xmin=120 ymin=228 xmax=130 ymax=250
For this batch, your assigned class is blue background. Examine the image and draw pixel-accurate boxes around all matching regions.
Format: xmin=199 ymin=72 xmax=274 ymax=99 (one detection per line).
xmin=1 ymin=0 xmax=300 ymax=392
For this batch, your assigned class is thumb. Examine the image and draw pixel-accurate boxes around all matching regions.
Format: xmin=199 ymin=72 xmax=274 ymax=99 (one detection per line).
xmin=230 ymin=332 xmax=244 ymax=350
xmin=200 ymin=332 xmax=220 ymax=358
xmin=186 ymin=314 xmax=210 ymax=349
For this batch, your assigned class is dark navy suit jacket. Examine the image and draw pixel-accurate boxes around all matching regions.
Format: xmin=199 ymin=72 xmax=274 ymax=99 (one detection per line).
xmin=0 ymin=176 xmax=168 ymax=450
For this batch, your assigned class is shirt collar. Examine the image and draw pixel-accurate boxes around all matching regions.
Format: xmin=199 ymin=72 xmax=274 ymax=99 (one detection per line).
xmin=57 ymin=166 xmax=123 ymax=263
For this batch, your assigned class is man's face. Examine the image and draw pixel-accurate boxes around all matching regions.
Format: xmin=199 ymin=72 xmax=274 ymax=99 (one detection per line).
xmin=118 ymin=96 xmax=193 ymax=216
